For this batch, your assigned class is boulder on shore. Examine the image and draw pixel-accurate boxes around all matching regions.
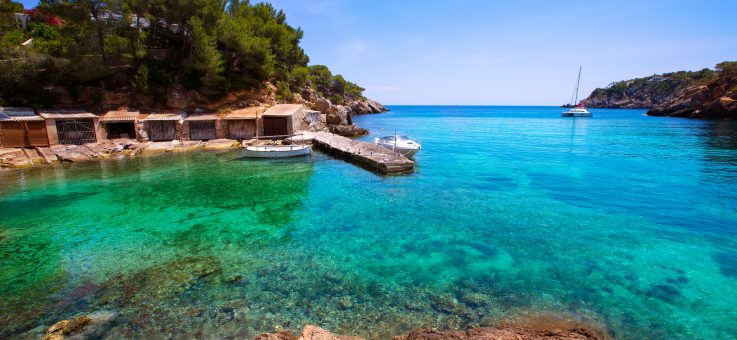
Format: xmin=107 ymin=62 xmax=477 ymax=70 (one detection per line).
xmin=329 ymin=124 xmax=368 ymax=137
xmin=326 ymin=105 xmax=352 ymax=126
xmin=350 ymin=98 xmax=388 ymax=114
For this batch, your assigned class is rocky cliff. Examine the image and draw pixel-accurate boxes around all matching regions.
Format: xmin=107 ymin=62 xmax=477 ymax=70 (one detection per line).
xmin=581 ymin=68 xmax=717 ymax=109
xmin=291 ymin=87 xmax=388 ymax=136
xmin=647 ymin=62 xmax=737 ymax=119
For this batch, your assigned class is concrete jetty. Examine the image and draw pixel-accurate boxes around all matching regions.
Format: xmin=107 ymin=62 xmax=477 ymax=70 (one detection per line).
xmin=295 ymin=131 xmax=414 ymax=174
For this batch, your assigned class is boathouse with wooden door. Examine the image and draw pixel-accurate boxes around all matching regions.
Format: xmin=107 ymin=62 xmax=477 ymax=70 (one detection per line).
xmin=143 ymin=111 xmax=184 ymax=142
xmin=38 ymin=109 xmax=99 ymax=145
xmin=223 ymin=107 xmax=262 ymax=140
xmin=184 ymin=111 xmax=220 ymax=141
xmin=261 ymin=104 xmax=304 ymax=138
xmin=0 ymin=107 xmax=49 ymax=148
xmin=98 ymin=110 xmax=145 ymax=140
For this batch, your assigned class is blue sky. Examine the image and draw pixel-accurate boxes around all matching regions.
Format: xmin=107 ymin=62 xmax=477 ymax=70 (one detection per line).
xmin=19 ymin=0 xmax=737 ymax=105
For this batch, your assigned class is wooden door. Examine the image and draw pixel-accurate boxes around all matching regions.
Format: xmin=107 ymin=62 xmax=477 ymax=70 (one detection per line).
xmin=0 ymin=122 xmax=26 ymax=147
xmin=26 ymin=121 xmax=49 ymax=146
xmin=189 ymin=121 xmax=216 ymax=140
xmin=149 ymin=121 xmax=176 ymax=141
xmin=227 ymin=120 xmax=256 ymax=139
xmin=262 ymin=117 xmax=288 ymax=137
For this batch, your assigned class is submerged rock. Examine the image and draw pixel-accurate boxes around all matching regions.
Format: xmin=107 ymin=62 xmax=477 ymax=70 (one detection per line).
xmin=43 ymin=311 xmax=117 ymax=340
xmin=458 ymin=292 xmax=492 ymax=307
xmin=97 ymin=256 xmax=222 ymax=306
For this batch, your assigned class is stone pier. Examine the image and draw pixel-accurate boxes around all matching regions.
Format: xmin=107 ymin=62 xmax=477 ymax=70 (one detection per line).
xmin=296 ymin=131 xmax=414 ymax=174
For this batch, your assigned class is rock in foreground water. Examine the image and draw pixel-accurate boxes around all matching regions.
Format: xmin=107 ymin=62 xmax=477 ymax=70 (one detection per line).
xmin=256 ymin=323 xmax=607 ymax=340
xmin=395 ymin=326 xmax=606 ymax=340
xmin=42 ymin=311 xmax=117 ymax=340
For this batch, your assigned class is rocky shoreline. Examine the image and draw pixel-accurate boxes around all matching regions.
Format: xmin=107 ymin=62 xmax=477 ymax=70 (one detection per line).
xmin=41 ymin=319 xmax=608 ymax=340
xmin=580 ymin=68 xmax=716 ymax=110
xmin=581 ymin=62 xmax=736 ymax=119
xmin=1 ymin=85 xmax=390 ymax=170
xmin=0 ymin=138 xmax=275 ymax=169
xmin=256 ymin=324 xmax=607 ymax=340
xmin=646 ymin=77 xmax=737 ymax=119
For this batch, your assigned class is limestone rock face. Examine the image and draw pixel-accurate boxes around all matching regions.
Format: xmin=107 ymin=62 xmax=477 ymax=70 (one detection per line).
xmin=328 ymin=124 xmax=368 ymax=137
xmin=326 ymin=105 xmax=352 ymax=126
xmin=0 ymin=148 xmax=34 ymax=168
xmin=50 ymin=145 xmax=99 ymax=162
xmin=350 ymin=98 xmax=388 ymax=114
xmin=312 ymin=98 xmax=333 ymax=113
xmin=167 ymin=84 xmax=204 ymax=111
xmin=648 ymin=82 xmax=737 ymax=119
xmin=581 ymin=72 xmax=712 ymax=109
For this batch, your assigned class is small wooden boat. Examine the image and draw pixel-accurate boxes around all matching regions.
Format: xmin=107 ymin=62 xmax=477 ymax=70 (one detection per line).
xmin=243 ymin=145 xmax=311 ymax=158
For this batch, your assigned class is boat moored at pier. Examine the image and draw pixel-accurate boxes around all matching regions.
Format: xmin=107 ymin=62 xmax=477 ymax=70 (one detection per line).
xmin=243 ymin=145 xmax=312 ymax=158
xmin=374 ymin=135 xmax=422 ymax=157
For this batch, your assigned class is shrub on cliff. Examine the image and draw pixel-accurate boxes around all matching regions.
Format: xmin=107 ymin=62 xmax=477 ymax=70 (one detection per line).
xmin=716 ymin=61 xmax=737 ymax=80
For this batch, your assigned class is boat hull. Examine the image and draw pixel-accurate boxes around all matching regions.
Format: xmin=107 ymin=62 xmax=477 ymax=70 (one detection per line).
xmin=377 ymin=143 xmax=421 ymax=157
xmin=561 ymin=111 xmax=593 ymax=117
xmin=243 ymin=145 xmax=311 ymax=158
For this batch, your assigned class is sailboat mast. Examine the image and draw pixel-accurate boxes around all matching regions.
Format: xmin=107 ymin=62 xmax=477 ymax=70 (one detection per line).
xmin=574 ymin=66 xmax=582 ymax=104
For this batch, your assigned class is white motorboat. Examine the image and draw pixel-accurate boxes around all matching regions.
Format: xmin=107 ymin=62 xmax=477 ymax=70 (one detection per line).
xmin=562 ymin=66 xmax=592 ymax=117
xmin=374 ymin=135 xmax=422 ymax=157
xmin=243 ymin=145 xmax=311 ymax=158
xmin=562 ymin=105 xmax=592 ymax=117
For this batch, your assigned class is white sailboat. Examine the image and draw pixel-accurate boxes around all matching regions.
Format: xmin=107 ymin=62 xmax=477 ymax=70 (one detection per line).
xmin=562 ymin=66 xmax=592 ymax=117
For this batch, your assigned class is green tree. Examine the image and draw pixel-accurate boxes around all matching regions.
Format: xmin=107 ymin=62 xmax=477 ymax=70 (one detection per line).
xmin=0 ymin=0 xmax=367 ymax=107
xmin=189 ymin=16 xmax=225 ymax=96
xmin=716 ymin=61 xmax=737 ymax=80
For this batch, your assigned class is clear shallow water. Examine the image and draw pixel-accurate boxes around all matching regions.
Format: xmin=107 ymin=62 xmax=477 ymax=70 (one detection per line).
xmin=1 ymin=106 xmax=737 ymax=339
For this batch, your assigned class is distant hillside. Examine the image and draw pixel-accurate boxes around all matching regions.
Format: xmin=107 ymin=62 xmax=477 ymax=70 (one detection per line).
xmin=581 ymin=68 xmax=717 ymax=109
xmin=648 ymin=61 xmax=737 ymax=119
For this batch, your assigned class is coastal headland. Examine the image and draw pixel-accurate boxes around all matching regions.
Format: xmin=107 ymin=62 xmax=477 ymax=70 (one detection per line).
xmin=581 ymin=61 xmax=737 ymax=119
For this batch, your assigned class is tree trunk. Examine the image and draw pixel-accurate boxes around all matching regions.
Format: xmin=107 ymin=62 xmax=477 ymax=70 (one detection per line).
xmin=90 ymin=7 xmax=107 ymax=64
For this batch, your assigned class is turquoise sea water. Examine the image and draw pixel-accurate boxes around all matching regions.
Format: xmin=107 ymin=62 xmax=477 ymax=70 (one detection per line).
xmin=1 ymin=106 xmax=737 ymax=339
